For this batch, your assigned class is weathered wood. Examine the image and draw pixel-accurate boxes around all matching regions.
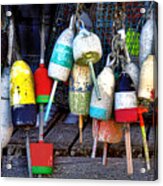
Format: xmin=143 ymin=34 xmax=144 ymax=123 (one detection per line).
xmin=1 ymin=156 xmax=156 ymax=180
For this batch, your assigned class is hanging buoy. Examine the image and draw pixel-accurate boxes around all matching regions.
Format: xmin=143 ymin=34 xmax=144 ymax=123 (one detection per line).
xmin=138 ymin=55 xmax=157 ymax=101
xmin=31 ymin=15 xmax=53 ymax=175
xmin=44 ymin=15 xmax=76 ymax=122
xmin=139 ymin=12 xmax=154 ymax=67
xmin=90 ymin=66 xmax=115 ymax=120
xmin=1 ymin=68 xmax=13 ymax=148
xmin=1 ymin=12 xmax=14 ymax=149
xmin=115 ymin=72 xmax=138 ymax=123
xmin=10 ymin=60 xmax=37 ymax=127
xmin=73 ymin=21 xmax=102 ymax=100
xmin=92 ymin=119 xmax=123 ymax=166
xmin=125 ymin=62 xmax=140 ymax=91
xmin=114 ymin=72 xmax=138 ymax=175
xmin=69 ymin=64 xmax=92 ymax=143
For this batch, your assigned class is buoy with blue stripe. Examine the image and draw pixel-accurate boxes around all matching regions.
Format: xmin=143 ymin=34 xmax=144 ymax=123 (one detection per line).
xmin=90 ymin=54 xmax=115 ymax=163
xmin=69 ymin=64 xmax=92 ymax=143
xmin=10 ymin=60 xmax=37 ymax=128
xmin=44 ymin=15 xmax=76 ymax=122
xmin=114 ymin=71 xmax=138 ymax=175
xmin=73 ymin=20 xmax=102 ymax=100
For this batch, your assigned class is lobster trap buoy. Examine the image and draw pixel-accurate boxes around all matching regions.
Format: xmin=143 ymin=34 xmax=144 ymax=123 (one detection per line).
xmin=1 ymin=68 xmax=13 ymax=148
xmin=44 ymin=15 xmax=76 ymax=122
xmin=139 ymin=11 xmax=154 ymax=67
xmin=69 ymin=64 xmax=92 ymax=143
xmin=1 ymin=12 xmax=14 ymax=149
xmin=73 ymin=21 xmax=102 ymax=100
xmin=138 ymin=55 xmax=157 ymax=101
xmin=90 ymin=66 xmax=115 ymax=121
xmin=31 ymin=14 xmax=54 ymax=175
xmin=10 ymin=60 xmax=37 ymax=128
xmin=125 ymin=62 xmax=140 ymax=92
xmin=114 ymin=72 xmax=138 ymax=123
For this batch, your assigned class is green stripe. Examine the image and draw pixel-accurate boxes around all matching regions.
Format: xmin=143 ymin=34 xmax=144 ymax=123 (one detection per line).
xmin=36 ymin=95 xmax=50 ymax=103
xmin=50 ymin=43 xmax=73 ymax=69
xmin=32 ymin=166 xmax=53 ymax=174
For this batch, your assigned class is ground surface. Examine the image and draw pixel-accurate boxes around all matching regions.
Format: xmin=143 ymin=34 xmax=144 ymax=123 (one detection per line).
xmin=1 ymin=111 xmax=158 ymax=180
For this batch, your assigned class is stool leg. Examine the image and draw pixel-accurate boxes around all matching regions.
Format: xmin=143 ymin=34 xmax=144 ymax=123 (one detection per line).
xmin=125 ymin=123 xmax=133 ymax=175
xmin=102 ymin=142 xmax=108 ymax=166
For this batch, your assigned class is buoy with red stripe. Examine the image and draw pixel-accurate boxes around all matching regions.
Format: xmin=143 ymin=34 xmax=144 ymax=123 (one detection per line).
xmin=30 ymin=15 xmax=53 ymax=175
xmin=114 ymin=72 xmax=138 ymax=123
xmin=114 ymin=71 xmax=138 ymax=175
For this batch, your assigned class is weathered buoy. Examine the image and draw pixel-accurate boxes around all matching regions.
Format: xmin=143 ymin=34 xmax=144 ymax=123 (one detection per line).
xmin=139 ymin=12 xmax=154 ymax=67
xmin=69 ymin=64 xmax=92 ymax=143
xmin=92 ymin=119 xmax=123 ymax=166
xmin=44 ymin=15 xmax=76 ymax=122
xmin=1 ymin=68 xmax=13 ymax=148
xmin=125 ymin=62 xmax=140 ymax=91
xmin=114 ymin=72 xmax=138 ymax=175
xmin=114 ymin=72 xmax=138 ymax=123
xmin=90 ymin=67 xmax=115 ymax=120
xmin=1 ymin=12 xmax=14 ymax=149
xmin=10 ymin=60 xmax=37 ymax=127
xmin=73 ymin=22 xmax=102 ymax=99
xmin=138 ymin=55 xmax=157 ymax=101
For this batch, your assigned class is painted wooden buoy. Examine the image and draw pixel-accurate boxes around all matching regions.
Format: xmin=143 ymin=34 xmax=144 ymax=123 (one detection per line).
xmin=73 ymin=24 xmax=102 ymax=100
xmin=92 ymin=119 xmax=122 ymax=166
xmin=114 ymin=72 xmax=138 ymax=175
xmin=1 ymin=68 xmax=13 ymax=148
xmin=10 ymin=60 xmax=37 ymax=127
xmin=125 ymin=62 xmax=140 ymax=92
xmin=138 ymin=55 xmax=157 ymax=101
xmin=34 ymin=64 xmax=53 ymax=103
xmin=1 ymin=12 xmax=14 ymax=149
xmin=69 ymin=64 xmax=92 ymax=143
xmin=44 ymin=15 xmax=76 ymax=122
xmin=90 ymin=67 xmax=115 ymax=120
xmin=114 ymin=72 xmax=138 ymax=123
xmin=31 ymin=15 xmax=53 ymax=175
xmin=139 ymin=12 xmax=154 ymax=67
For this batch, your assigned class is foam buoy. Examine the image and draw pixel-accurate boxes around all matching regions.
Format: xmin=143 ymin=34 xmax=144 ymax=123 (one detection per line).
xmin=73 ymin=21 xmax=102 ymax=100
xmin=92 ymin=119 xmax=122 ymax=166
xmin=90 ymin=66 xmax=115 ymax=121
xmin=114 ymin=72 xmax=138 ymax=175
xmin=1 ymin=12 xmax=14 ymax=149
xmin=31 ymin=15 xmax=53 ymax=175
xmin=139 ymin=11 xmax=154 ymax=67
xmin=44 ymin=15 xmax=76 ymax=122
xmin=10 ymin=60 xmax=36 ymax=127
xmin=69 ymin=64 xmax=92 ymax=143
xmin=138 ymin=55 xmax=157 ymax=101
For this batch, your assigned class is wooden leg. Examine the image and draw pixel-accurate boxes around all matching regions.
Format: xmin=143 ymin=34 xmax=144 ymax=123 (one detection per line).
xmin=26 ymin=130 xmax=32 ymax=178
xmin=125 ymin=123 xmax=133 ymax=175
xmin=91 ymin=119 xmax=99 ymax=158
xmin=79 ymin=115 xmax=83 ymax=144
xmin=102 ymin=142 xmax=108 ymax=166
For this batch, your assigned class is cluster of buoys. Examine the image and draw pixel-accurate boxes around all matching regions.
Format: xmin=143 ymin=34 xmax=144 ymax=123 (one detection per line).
xmin=1 ymin=7 xmax=157 ymax=177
